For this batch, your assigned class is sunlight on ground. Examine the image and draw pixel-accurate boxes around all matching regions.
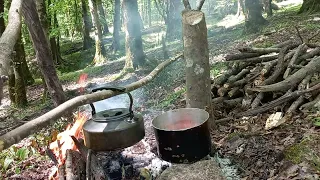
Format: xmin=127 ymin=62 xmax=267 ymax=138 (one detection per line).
xmin=277 ymin=0 xmax=303 ymax=8
xmin=216 ymin=15 xmax=245 ymax=29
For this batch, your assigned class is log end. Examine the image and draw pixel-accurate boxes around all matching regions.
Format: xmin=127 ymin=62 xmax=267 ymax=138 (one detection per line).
xmin=182 ymin=10 xmax=204 ymax=26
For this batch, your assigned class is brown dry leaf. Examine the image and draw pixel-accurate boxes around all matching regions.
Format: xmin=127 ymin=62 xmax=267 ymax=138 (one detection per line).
xmin=51 ymin=130 xmax=58 ymax=142
xmin=31 ymin=139 xmax=39 ymax=149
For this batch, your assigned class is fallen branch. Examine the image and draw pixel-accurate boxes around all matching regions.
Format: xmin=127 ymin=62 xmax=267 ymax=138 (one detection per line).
xmin=0 ymin=54 xmax=183 ymax=151
xmin=239 ymin=83 xmax=320 ymax=117
xmin=251 ymin=56 xmax=320 ymax=92
xmin=238 ymin=47 xmax=280 ymax=54
xmin=283 ymin=44 xmax=307 ymax=79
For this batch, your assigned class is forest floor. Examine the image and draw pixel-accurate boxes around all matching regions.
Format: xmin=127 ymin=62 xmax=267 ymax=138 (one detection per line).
xmin=1 ymin=1 xmax=320 ymax=179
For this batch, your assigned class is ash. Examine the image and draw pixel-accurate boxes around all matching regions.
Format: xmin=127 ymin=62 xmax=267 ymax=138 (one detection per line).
xmin=97 ymin=139 xmax=171 ymax=179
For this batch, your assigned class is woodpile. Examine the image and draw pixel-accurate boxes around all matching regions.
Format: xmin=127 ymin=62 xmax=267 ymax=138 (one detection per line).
xmin=211 ymin=39 xmax=320 ymax=126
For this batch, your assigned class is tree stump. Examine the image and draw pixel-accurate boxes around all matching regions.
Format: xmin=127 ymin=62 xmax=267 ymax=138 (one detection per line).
xmin=182 ymin=10 xmax=213 ymax=126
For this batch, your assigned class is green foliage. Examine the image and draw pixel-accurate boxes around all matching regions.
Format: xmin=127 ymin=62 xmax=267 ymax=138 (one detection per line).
xmin=313 ymin=117 xmax=320 ymax=127
xmin=0 ymin=147 xmax=30 ymax=174
xmin=157 ymin=87 xmax=186 ymax=108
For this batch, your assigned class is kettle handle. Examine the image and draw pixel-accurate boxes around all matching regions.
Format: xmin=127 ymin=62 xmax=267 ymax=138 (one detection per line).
xmin=90 ymin=86 xmax=134 ymax=118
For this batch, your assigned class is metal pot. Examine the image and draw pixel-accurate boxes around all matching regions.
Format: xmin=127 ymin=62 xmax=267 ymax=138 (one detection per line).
xmin=152 ymin=108 xmax=211 ymax=163
xmin=82 ymin=87 xmax=145 ymax=151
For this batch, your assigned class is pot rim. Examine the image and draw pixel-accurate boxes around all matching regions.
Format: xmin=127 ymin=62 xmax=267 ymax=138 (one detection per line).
xmin=152 ymin=108 xmax=209 ymax=132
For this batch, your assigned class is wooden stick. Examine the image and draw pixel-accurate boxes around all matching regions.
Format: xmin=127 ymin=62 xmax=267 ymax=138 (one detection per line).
xmin=183 ymin=0 xmax=191 ymax=9
xmin=0 ymin=54 xmax=183 ymax=151
xmin=197 ymin=0 xmax=206 ymax=10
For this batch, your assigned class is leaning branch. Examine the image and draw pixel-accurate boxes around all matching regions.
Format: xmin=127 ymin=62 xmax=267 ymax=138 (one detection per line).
xmin=0 ymin=0 xmax=22 ymax=76
xmin=0 ymin=54 xmax=183 ymax=151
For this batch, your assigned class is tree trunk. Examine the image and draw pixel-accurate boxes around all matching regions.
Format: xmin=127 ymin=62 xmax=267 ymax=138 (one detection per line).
xmin=123 ymin=0 xmax=145 ymax=70
xmin=182 ymin=10 xmax=213 ymax=126
xmin=236 ymin=0 xmax=245 ymax=17
xmin=88 ymin=0 xmax=106 ymax=64
xmin=81 ymin=0 xmax=92 ymax=50
xmin=0 ymin=0 xmax=5 ymax=34
xmin=110 ymin=0 xmax=120 ymax=53
xmin=22 ymin=0 xmax=66 ymax=106
xmin=299 ymin=0 xmax=320 ymax=14
xmin=148 ymin=0 xmax=151 ymax=27
xmin=35 ymin=0 xmax=50 ymax=46
xmin=97 ymin=0 xmax=109 ymax=35
xmin=8 ymin=67 xmax=15 ymax=104
xmin=20 ymin=43 xmax=34 ymax=86
xmin=50 ymin=11 xmax=63 ymax=65
xmin=244 ymin=0 xmax=267 ymax=33
xmin=263 ymin=0 xmax=272 ymax=17
xmin=12 ymin=34 xmax=27 ymax=107
xmin=0 ymin=0 xmax=22 ymax=77
xmin=166 ymin=0 xmax=182 ymax=40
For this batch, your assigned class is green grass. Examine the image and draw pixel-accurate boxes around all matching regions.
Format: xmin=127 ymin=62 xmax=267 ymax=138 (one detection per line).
xmin=157 ymin=87 xmax=186 ymax=108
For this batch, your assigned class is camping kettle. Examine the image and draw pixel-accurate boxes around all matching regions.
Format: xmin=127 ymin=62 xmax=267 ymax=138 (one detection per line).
xmin=82 ymin=86 xmax=145 ymax=151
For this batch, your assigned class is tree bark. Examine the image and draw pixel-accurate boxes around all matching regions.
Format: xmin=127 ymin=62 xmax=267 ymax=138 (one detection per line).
xmin=0 ymin=0 xmax=5 ymax=34
xmin=12 ymin=33 xmax=28 ymax=107
xmin=81 ymin=0 xmax=92 ymax=50
xmin=147 ymin=0 xmax=151 ymax=27
xmin=244 ymin=0 xmax=267 ymax=33
xmin=110 ymin=0 xmax=120 ymax=53
xmin=236 ymin=0 xmax=245 ymax=17
xmin=263 ymin=0 xmax=272 ymax=17
xmin=35 ymin=0 xmax=50 ymax=46
xmin=183 ymin=10 xmax=213 ymax=126
xmin=22 ymin=0 xmax=66 ymax=106
xmin=88 ymin=0 xmax=106 ymax=64
xmin=0 ymin=0 xmax=22 ymax=77
xmin=166 ymin=0 xmax=182 ymax=40
xmin=0 ymin=53 xmax=182 ymax=152
xmin=299 ymin=0 xmax=320 ymax=14
xmin=123 ymin=0 xmax=145 ymax=70
xmin=97 ymin=0 xmax=109 ymax=35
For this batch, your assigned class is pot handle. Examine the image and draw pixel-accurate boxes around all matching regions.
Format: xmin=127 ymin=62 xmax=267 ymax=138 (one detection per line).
xmin=89 ymin=86 xmax=134 ymax=118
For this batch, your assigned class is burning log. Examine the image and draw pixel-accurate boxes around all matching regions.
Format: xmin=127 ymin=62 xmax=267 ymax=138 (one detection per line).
xmin=211 ymin=37 xmax=320 ymax=125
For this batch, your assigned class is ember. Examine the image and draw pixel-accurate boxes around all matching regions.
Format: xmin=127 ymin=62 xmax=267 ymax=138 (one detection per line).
xmin=166 ymin=119 xmax=197 ymax=130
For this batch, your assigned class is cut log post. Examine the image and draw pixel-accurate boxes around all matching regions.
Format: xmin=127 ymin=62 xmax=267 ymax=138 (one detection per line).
xmin=251 ymin=92 xmax=264 ymax=109
xmin=65 ymin=149 xmax=86 ymax=180
xmin=218 ymin=87 xmax=229 ymax=97
xmin=0 ymin=54 xmax=182 ymax=152
xmin=225 ymin=52 xmax=260 ymax=61
xmin=182 ymin=10 xmax=213 ymax=125
xmin=71 ymin=136 xmax=107 ymax=179
xmin=223 ymin=97 xmax=243 ymax=107
xmin=261 ymin=59 xmax=277 ymax=76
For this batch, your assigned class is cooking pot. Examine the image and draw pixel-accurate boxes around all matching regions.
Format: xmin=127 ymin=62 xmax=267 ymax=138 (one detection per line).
xmin=82 ymin=86 xmax=145 ymax=151
xmin=152 ymin=108 xmax=211 ymax=163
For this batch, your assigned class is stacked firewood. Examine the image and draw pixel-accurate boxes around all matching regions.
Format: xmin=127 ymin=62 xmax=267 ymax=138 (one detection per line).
xmin=211 ymin=39 xmax=320 ymax=124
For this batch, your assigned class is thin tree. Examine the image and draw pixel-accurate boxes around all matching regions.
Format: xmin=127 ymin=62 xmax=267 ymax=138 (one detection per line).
xmin=122 ymin=0 xmax=145 ymax=70
xmin=110 ymin=0 xmax=120 ymax=53
xmin=88 ymin=0 xmax=106 ymax=64
xmin=81 ymin=0 xmax=92 ymax=50
xmin=0 ymin=0 xmax=4 ymax=34
xmin=244 ymin=0 xmax=267 ymax=33
xmin=97 ymin=0 xmax=109 ymax=35
xmin=22 ymin=0 xmax=66 ymax=106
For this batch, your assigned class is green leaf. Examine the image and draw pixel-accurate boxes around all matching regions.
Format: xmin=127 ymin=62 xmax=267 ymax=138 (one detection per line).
xmin=16 ymin=148 xmax=29 ymax=161
xmin=15 ymin=167 xmax=21 ymax=174
xmin=313 ymin=117 xmax=320 ymax=127
xmin=3 ymin=157 xmax=14 ymax=171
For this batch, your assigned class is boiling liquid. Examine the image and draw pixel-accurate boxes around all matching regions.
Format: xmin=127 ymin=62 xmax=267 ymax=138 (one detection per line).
xmin=166 ymin=119 xmax=197 ymax=131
